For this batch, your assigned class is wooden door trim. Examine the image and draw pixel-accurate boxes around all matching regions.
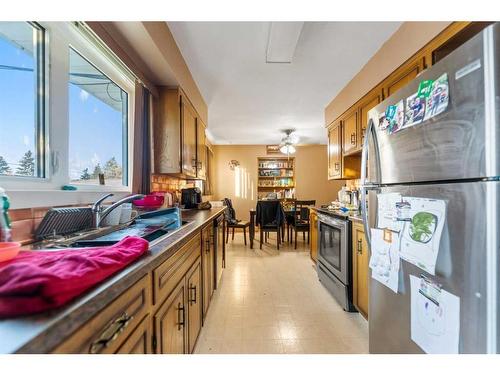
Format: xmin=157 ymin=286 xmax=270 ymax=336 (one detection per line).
xmin=186 ymin=257 xmax=202 ymax=353
xmin=115 ymin=314 xmax=152 ymax=354
xmin=341 ymin=108 xmax=359 ymax=156
xmin=154 ymin=279 xmax=186 ymax=354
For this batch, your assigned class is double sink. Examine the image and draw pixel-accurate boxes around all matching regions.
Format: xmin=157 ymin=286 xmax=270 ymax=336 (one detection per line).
xmin=32 ymin=208 xmax=191 ymax=250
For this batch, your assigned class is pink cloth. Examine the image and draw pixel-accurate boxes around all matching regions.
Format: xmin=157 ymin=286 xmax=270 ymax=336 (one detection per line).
xmin=0 ymin=236 xmax=149 ymax=318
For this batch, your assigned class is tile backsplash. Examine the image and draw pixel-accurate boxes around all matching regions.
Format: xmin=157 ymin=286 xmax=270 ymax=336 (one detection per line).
xmin=10 ymin=206 xmax=53 ymax=245
xmin=150 ymin=174 xmax=195 ymax=193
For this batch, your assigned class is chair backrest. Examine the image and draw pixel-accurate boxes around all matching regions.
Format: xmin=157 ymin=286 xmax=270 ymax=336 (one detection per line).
xmin=293 ymin=200 xmax=316 ymax=223
xmin=223 ymin=198 xmax=238 ymax=224
xmin=255 ymin=200 xmax=285 ymax=227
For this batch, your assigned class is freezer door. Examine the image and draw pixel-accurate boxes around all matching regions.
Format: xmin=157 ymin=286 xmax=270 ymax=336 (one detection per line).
xmin=367 ymin=24 xmax=500 ymax=184
xmin=368 ymin=181 xmax=499 ymax=353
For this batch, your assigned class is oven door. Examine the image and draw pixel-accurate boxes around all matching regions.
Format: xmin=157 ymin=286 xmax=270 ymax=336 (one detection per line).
xmin=317 ymin=214 xmax=349 ymax=285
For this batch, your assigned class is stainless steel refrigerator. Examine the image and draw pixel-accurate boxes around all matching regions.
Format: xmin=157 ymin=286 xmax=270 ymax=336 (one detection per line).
xmin=361 ymin=23 xmax=499 ymax=354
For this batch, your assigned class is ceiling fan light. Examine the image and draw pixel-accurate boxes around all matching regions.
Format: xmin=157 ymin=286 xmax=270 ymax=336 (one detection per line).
xmin=280 ymin=144 xmax=296 ymax=154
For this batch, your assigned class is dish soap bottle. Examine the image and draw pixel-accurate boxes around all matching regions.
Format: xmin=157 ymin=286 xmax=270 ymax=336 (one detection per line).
xmin=0 ymin=187 xmax=12 ymax=242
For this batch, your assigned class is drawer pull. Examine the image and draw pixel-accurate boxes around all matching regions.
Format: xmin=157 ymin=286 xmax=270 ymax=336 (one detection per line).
xmin=189 ymin=284 xmax=197 ymax=304
xmin=177 ymin=302 xmax=185 ymax=331
xmin=89 ymin=312 xmax=133 ymax=354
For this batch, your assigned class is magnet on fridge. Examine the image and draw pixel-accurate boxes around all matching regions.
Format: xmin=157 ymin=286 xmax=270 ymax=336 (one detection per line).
xmin=417 ymin=79 xmax=434 ymax=98
xmin=383 ymin=228 xmax=393 ymax=243
xmin=395 ymin=199 xmax=412 ymax=221
xmin=378 ymin=112 xmax=390 ymax=130
xmin=404 ymin=93 xmax=426 ymax=128
xmin=385 ymin=105 xmax=397 ymax=120
xmin=388 ymin=100 xmax=405 ymax=134
xmin=424 ymin=73 xmax=449 ymax=120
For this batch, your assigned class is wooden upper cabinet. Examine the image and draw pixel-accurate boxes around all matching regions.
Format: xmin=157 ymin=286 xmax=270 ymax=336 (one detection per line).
xmin=422 ymin=22 xmax=490 ymax=67
xmin=358 ymin=89 xmax=381 ymax=148
xmin=382 ymin=56 xmax=425 ymax=99
xmin=323 ymin=22 xmax=487 ymax=180
xmin=341 ymin=109 xmax=358 ymax=155
xmin=154 ymin=89 xmax=182 ymax=174
xmin=154 ymin=87 xmax=207 ymax=179
xmin=196 ymin=119 xmax=207 ymax=180
xmin=327 ymin=121 xmax=342 ymax=180
xmin=181 ymin=97 xmax=198 ymax=178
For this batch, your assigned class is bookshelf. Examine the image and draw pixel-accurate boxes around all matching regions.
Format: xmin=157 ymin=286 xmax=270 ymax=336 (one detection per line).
xmin=257 ymin=157 xmax=295 ymax=200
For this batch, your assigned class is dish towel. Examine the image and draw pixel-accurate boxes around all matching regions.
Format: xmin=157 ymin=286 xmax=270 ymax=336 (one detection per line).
xmin=0 ymin=236 xmax=149 ymax=318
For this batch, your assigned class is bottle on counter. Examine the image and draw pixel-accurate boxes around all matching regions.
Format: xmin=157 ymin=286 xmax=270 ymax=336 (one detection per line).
xmin=0 ymin=187 xmax=12 ymax=242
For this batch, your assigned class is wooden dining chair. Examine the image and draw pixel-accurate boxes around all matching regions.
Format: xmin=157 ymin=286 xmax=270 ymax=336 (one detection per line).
xmin=290 ymin=200 xmax=316 ymax=249
xmin=255 ymin=200 xmax=285 ymax=250
xmin=223 ymin=198 xmax=250 ymax=246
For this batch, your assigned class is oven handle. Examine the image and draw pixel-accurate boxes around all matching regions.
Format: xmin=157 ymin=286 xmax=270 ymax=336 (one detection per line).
xmin=317 ymin=213 xmax=347 ymax=229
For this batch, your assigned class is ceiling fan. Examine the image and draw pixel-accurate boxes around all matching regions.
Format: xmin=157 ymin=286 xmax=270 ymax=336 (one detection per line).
xmin=279 ymin=129 xmax=299 ymax=155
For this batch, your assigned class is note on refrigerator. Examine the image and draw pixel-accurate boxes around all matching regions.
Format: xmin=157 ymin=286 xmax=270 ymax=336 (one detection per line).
xmin=410 ymin=275 xmax=460 ymax=354
xmin=377 ymin=193 xmax=404 ymax=232
xmin=369 ymin=228 xmax=400 ymax=293
xmin=399 ymin=197 xmax=446 ymax=275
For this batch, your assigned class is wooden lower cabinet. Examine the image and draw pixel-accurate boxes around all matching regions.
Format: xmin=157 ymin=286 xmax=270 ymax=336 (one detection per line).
xmin=116 ymin=315 xmax=153 ymax=354
xmin=201 ymin=224 xmax=214 ymax=320
xmin=309 ymin=210 xmax=318 ymax=263
xmin=154 ymin=280 xmax=187 ymax=354
xmin=50 ymin=214 xmax=224 ymax=355
xmin=352 ymin=222 xmax=369 ymax=319
xmin=53 ymin=274 xmax=151 ymax=354
xmin=186 ymin=259 xmax=202 ymax=353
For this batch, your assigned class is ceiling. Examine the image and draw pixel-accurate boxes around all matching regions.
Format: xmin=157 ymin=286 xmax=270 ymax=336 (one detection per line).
xmin=167 ymin=22 xmax=402 ymax=145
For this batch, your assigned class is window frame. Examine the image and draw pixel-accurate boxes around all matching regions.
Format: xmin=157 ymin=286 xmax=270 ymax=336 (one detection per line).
xmin=0 ymin=22 xmax=136 ymax=208
xmin=68 ymin=46 xmax=130 ymax=187
xmin=0 ymin=21 xmax=48 ymax=180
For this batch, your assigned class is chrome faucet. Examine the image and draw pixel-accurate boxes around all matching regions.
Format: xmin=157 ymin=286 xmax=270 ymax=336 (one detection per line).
xmin=91 ymin=193 xmax=145 ymax=229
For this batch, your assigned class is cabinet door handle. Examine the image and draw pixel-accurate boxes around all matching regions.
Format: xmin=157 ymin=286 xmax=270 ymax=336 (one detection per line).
xmin=189 ymin=284 xmax=197 ymax=304
xmin=357 ymin=239 xmax=363 ymax=255
xmin=334 ymin=162 xmax=340 ymax=171
xmin=177 ymin=302 xmax=185 ymax=331
xmin=89 ymin=312 xmax=133 ymax=354
xmin=351 ymin=133 xmax=356 ymax=145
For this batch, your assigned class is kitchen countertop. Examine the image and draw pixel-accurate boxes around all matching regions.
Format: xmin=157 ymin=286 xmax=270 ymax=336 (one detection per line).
xmin=0 ymin=207 xmax=225 ymax=354
xmin=313 ymin=207 xmax=364 ymax=223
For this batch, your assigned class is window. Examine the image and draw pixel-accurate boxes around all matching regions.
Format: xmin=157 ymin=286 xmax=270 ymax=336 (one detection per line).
xmin=68 ymin=47 xmax=128 ymax=187
xmin=0 ymin=22 xmax=46 ymax=178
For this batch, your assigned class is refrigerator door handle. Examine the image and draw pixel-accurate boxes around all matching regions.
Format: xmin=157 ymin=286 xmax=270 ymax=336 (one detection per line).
xmin=361 ymin=118 xmax=380 ymax=247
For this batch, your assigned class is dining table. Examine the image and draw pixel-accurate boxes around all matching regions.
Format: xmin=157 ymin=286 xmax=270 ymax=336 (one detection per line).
xmin=249 ymin=207 xmax=296 ymax=249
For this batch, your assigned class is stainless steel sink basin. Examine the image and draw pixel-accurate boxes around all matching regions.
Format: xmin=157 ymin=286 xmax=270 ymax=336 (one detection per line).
xmin=31 ymin=208 xmax=191 ymax=250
